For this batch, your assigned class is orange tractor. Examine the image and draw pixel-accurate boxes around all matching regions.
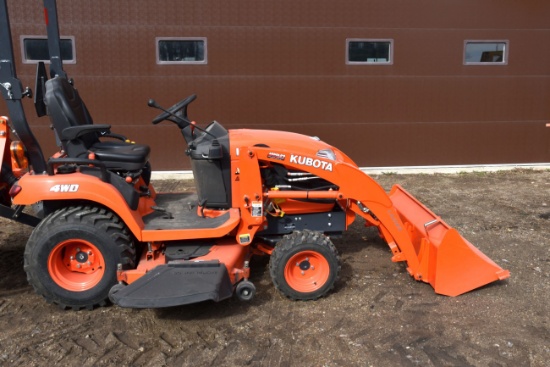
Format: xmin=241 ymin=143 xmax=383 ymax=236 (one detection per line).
xmin=0 ymin=0 xmax=509 ymax=310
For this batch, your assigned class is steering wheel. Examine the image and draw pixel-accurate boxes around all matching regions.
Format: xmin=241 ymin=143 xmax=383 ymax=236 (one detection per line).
xmin=150 ymin=94 xmax=197 ymax=125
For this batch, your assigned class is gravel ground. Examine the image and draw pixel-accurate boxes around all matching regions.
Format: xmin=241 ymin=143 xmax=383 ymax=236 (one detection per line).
xmin=0 ymin=169 xmax=548 ymax=366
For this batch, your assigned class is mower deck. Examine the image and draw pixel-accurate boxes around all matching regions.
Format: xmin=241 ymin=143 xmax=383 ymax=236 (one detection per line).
xmin=110 ymin=261 xmax=233 ymax=308
xmin=111 ymin=238 xmax=248 ymax=308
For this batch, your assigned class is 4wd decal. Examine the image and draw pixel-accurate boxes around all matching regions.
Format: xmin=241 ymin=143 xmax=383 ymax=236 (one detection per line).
xmin=49 ymin=184 xmax=80 ymax=193
xmin=290 ymin=154 xmax=333 ymax=171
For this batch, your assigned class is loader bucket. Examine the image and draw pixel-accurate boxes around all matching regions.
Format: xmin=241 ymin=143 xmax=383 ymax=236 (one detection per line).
xmin=388 ymin=185 xmax=510 ymax=296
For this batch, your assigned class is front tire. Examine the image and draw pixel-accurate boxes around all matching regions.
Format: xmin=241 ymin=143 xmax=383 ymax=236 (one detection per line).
xmin=24 ymin=206 xmax=135 ymax=310
xmin=269 ymin=230 xmax=340 ymax=300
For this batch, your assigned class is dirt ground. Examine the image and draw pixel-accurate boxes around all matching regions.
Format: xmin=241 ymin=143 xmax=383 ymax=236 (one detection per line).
xmin=0 ymin=169 xmax=548 ymax=367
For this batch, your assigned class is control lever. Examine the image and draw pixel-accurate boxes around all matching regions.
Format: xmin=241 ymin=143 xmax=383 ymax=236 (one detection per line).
xmin=22 ymin=87 xmax=32 ymax=98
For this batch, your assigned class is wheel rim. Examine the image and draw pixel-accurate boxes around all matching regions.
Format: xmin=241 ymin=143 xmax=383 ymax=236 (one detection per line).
xmin=48 ymin=239 xmax=105 ymax=292
xmin=284 ymin=250 xmax=330 ymax=293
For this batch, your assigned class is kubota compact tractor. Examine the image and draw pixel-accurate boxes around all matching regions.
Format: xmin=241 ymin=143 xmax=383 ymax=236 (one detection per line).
xmin=0 ymin=0 xmax=509 ymax=310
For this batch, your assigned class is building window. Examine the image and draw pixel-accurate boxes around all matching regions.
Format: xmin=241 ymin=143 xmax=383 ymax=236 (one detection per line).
xmin=156 ymin=37 xmax=207 ymax=64
xmin=20 ymin=36 xmax=76 ymax=64
xmin=464 ymin=41 xmax=508 ymax=65
xmin=346 ymin=39 xmax=393 ymax=64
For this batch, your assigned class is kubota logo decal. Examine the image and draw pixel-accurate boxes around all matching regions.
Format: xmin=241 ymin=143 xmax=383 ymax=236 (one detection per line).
xmin=290 ymin=155 xmax=333 ymax=171
xmin=49 ymin=184 xmax=80 ymax=193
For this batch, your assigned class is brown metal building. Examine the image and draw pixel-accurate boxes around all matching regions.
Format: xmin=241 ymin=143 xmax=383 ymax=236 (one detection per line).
xmin=3 ymin=0 xmax=550 ymax=170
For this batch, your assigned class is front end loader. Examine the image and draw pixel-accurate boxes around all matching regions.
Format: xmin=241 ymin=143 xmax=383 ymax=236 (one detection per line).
xmin=0 ymin=0 xmax=509 ymax=310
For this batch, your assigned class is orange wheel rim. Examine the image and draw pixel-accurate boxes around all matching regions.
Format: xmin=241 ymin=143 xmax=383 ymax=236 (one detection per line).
xmin=48 ymin=239 xmax=105 ymax=292
xmin=284 ymin=251 xmax=330 ymax=292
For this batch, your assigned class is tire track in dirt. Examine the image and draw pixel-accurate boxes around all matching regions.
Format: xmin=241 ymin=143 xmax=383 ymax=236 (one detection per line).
xmin=0 ymin=171 xmax=548 ymax=366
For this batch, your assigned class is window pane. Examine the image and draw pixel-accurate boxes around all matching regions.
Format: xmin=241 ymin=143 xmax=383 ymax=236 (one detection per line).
xmin=348 ymin=41 xmax=391 ymax=63
xmin=158 ymin=39 xmax=205 ymax=62
xmin=464 ymin=42 xmax=507 ymax=64
xmin=23 ymin=38 xmax=74 ymax=61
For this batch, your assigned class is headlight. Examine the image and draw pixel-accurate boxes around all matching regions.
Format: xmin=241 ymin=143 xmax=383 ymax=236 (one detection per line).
xmin=316 ymin=148 xmax=336 ymax=161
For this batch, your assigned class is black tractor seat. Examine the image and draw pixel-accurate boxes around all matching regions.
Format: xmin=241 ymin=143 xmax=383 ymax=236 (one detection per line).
xmin=44 ymin=76 xmax=150 ymax=172
xmin=90 ymin=141 xmax=150 ymax=171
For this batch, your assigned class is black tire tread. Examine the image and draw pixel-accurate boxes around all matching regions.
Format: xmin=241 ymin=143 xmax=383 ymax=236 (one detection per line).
xmin=269 ymin=229 xmax=341 ymax=301
xmin=24 ymin=205 xmax=135 ymax=310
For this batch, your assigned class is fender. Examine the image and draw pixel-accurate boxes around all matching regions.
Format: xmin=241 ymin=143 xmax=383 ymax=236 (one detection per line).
xmin=12 ymin=172 xmax=145 ymax=236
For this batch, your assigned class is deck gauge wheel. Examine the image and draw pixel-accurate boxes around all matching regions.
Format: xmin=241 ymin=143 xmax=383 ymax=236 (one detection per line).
xmin=235 ymin=280 xmax=256 ymax=301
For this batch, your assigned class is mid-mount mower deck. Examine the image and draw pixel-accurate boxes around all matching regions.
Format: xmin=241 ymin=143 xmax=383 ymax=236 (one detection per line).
xmin=0 ymin=0 xmax=509 ymax=310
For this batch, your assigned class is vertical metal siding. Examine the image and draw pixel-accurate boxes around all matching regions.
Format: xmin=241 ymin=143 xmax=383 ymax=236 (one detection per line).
xmin=3 ymin=0 xmax=550 ymax=169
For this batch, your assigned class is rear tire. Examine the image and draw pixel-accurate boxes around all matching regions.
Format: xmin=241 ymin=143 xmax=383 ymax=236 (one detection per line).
xmin=24 ymin=206 xmax=135 ymax=310
xmin=269 ymin=230 xmax=340 ymax=300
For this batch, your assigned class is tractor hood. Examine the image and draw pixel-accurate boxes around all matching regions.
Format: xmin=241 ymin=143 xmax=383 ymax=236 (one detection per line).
xmin=228 ymin=129 xmax=357 ymax=166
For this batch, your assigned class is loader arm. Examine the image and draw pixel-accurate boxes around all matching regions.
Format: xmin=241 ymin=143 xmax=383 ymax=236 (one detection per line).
xmin=253 ymin=147 xmax=509 ymax=296
xmin=256 ymin=149 xmax=422 ymax=269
